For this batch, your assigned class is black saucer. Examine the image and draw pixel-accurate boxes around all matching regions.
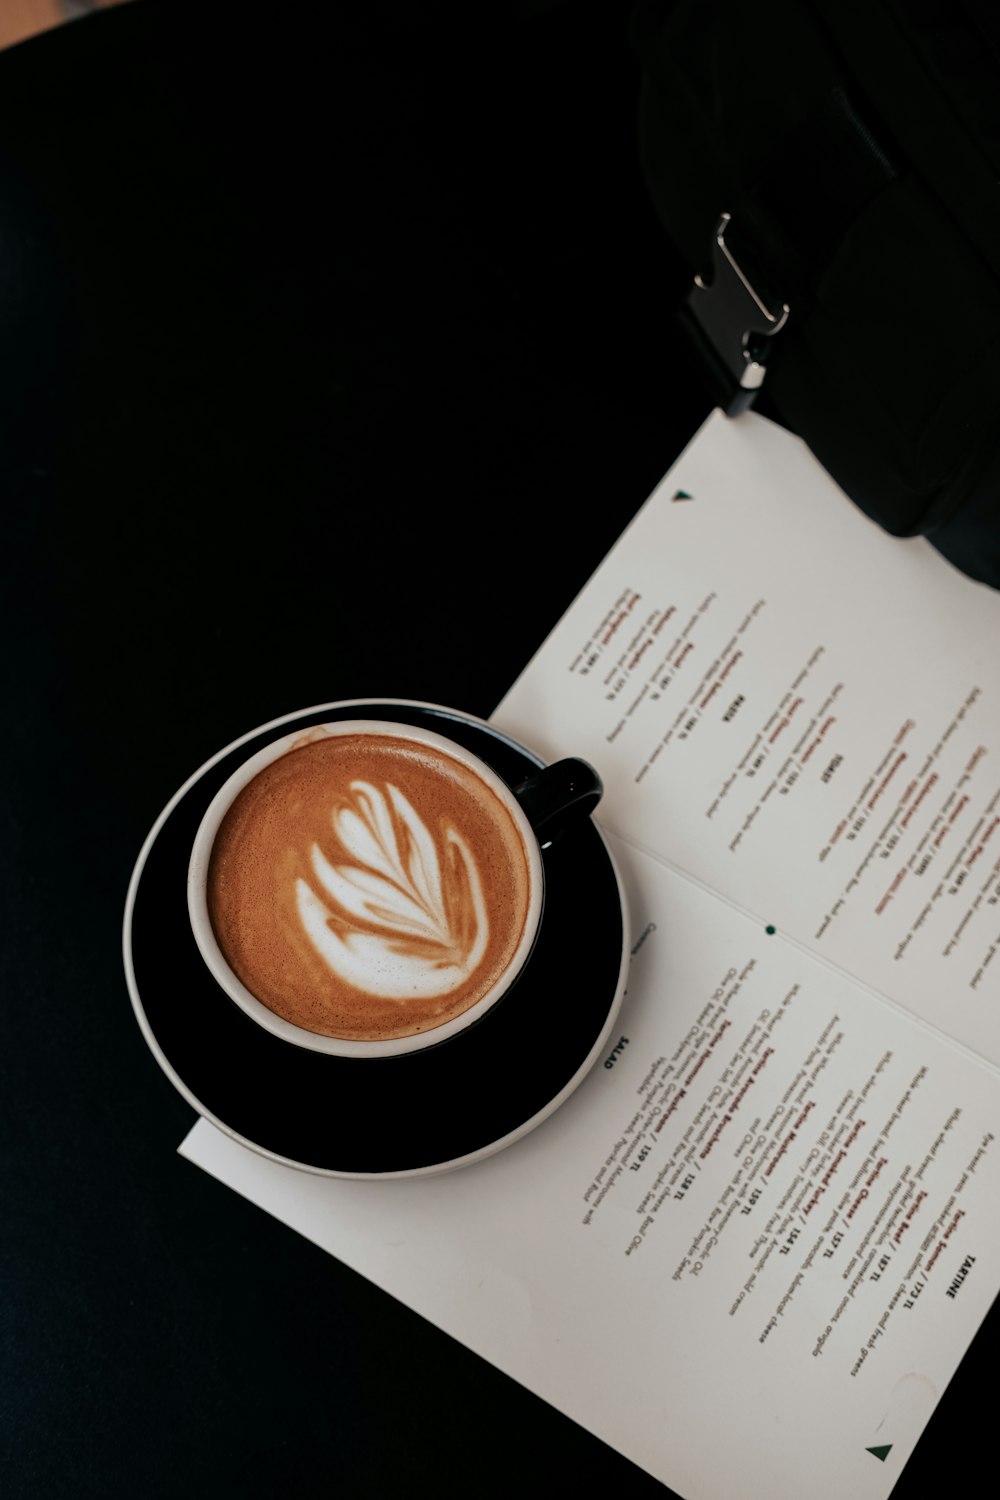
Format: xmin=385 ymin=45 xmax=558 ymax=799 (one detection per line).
xmin=124 ymin=700 xmax=629 ymax=1177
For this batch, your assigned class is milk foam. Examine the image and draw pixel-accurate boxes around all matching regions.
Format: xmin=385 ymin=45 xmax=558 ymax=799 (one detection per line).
xmin=294 ymin=780 xmax=490 ymax=1000
xmin=204 ymin=731 xmax=533 ymax=1042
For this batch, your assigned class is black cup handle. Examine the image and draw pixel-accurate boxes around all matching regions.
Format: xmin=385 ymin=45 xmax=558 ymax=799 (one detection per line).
xmin=511 ymin=757 xmax=603 ymax=844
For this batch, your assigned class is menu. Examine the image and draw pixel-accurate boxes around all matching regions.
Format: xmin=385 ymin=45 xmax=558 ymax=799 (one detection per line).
xmin=180 ymin=409 xmax=1000 ymax=1499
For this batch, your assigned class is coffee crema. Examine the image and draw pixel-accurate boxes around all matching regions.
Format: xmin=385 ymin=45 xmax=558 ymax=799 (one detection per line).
xmin=205 ymin=733 xmax=534 ymax=1041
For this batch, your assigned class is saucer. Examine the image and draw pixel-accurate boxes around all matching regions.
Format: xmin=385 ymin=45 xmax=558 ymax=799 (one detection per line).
xmin=123 ymin=699 xmax=629 ymax=1178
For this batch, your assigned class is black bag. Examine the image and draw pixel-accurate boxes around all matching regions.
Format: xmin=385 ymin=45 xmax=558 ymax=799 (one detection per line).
xmin=628 ymin=0 xmax=1000 ymax=589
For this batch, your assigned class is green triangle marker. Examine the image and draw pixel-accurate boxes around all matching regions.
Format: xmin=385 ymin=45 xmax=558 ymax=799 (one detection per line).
xmin=672 ymin=489 xmax=693 ymax=501
xmin=866 ymin=1445 xmax=892 ymax=1462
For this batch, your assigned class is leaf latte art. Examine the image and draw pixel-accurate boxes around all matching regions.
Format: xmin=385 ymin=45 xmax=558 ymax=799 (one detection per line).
xmin=295 ymin=780 xmax=491 ymax=1000
xmin=205 ymin=733 xmax=534 ymax=1042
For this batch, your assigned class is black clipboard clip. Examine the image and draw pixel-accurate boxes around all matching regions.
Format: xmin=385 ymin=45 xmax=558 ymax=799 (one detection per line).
xmin=680 ymin=213 xmax=790 ymax=415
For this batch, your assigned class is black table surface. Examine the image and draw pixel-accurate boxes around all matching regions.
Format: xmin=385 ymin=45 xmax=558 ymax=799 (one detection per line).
xmin=3 ymin=2 xmax=995 ymax=1496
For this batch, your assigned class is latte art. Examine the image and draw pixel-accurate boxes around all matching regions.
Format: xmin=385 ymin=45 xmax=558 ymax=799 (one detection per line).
xmin=205 ymin=732 xmax=535 ymax=1042
xmin=295 ymin=779 xmax=491 ymax=1000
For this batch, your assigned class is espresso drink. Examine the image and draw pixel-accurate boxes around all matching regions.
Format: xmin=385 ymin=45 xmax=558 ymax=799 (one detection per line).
xmin=206 ymin=732 xmax=534 ymax=1042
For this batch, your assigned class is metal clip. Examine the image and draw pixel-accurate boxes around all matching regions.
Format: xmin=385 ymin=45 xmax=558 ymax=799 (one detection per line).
xmin=683 ymin=213 xmax=789 ymax=414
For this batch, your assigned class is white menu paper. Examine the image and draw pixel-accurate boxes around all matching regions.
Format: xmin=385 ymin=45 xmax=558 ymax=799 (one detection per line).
xmin=180 ymin=410 xmax=1000 ymax=1499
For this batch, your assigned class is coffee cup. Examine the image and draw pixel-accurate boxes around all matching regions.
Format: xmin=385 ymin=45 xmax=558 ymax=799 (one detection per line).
xmin=187 ymin=718 xmax=602 ymax=1058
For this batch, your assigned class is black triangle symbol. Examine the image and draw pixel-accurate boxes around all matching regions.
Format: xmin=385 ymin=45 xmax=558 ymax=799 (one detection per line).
xmin=672 ymin=489 xmax=694 ymax=501
xmin=866 ymin=1445 xmax=892 ymax=1463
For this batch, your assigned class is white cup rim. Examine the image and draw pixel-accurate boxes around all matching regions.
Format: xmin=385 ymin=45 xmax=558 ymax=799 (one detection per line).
xmin=187 ymin=719 xmax=545 ymax=1057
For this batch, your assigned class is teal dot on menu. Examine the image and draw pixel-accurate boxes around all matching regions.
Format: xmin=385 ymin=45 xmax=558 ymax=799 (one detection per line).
xmin=765 ymin=924 xmax=776 ymax=935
